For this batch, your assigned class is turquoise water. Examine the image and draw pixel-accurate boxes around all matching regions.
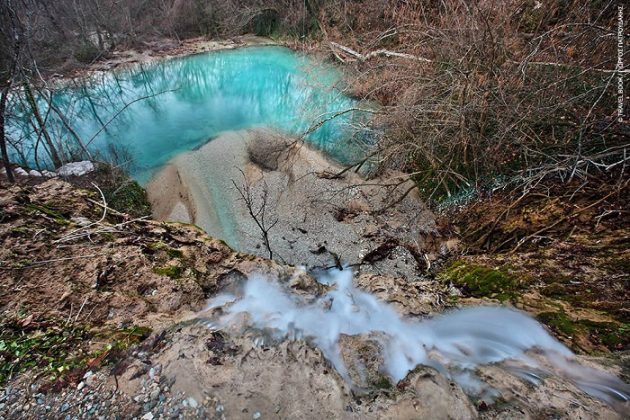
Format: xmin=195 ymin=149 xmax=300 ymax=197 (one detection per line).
xmin=7 ymin=46 xmax=371 ymax=182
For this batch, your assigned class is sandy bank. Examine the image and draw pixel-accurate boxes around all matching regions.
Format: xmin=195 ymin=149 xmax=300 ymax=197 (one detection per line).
xmin=146 ymin=129 xmax=437 ymax=274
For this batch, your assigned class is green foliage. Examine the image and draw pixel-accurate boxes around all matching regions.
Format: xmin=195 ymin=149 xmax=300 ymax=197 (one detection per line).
xmin=0 ymin=318 xmax=151 ymax=385
xmin=0 ymin=322 xmax=88 ymax=383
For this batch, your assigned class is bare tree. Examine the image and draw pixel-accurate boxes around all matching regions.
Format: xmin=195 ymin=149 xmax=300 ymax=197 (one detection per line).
xmin=232 ymin=168 xmax=278 ymax=260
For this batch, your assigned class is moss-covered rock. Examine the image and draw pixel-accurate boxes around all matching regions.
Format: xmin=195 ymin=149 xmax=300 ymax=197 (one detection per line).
xmin=25 ymin=203 xmax=71 ymax=225
xmin=152 ymin=265 xmax=184 ymax=279
xmin=147 ymin=241 xmax=185 ymax=259
xmin=439 ymin=260 xmax=523 ymax=302
xmin=536 ymin=311 xmax=629 ymax=352
xmin=104 ymin=180 xmax=151 ymax=217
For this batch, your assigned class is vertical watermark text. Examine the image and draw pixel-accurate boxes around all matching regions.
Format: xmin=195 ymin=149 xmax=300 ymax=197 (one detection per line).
xmin=617 ymin=5 xmax=625 ymax=123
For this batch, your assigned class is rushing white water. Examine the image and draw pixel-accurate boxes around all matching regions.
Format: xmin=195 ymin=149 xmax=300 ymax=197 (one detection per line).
xmin=205 ymin=267 xmax=630 ymax=406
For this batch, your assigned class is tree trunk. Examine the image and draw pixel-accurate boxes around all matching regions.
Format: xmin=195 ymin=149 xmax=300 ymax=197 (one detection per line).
xmin=0 ymin=86 xmax=15 ymax=183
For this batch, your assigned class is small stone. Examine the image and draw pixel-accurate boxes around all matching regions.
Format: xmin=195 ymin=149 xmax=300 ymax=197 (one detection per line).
xmin=28 ymin=169 xmax=42 ymax=177
xmin=141 ymin=413 xmax=154 ymax=420
xmin=14 ymin=167 xmax=28 ymax=176
xmin=77 ymin=382 xmax=86 ymax=391
xmin=60 ymin=403 xmax=70 ymax=413
xmin=149 ymin=389 xmax=160 ymax=401
xmin=253 ymin=412 xmax=261 ymax=419
xmin=187 ymin=397 xmax=198 ymax=409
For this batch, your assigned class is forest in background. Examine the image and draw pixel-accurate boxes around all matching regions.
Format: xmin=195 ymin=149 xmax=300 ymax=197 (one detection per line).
xmin=0 ymin=0 xmax=628 ymax=202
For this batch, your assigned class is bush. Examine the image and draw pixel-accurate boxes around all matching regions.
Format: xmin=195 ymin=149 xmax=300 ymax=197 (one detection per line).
xmin=74 ymin=42 xmax=102 ymax=64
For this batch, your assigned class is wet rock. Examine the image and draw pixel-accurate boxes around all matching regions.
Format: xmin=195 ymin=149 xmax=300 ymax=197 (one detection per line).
xmin=390 ymin=367 xmax=477 ymax=419
xmin=338 ymin=334 xmax=388 ymax=393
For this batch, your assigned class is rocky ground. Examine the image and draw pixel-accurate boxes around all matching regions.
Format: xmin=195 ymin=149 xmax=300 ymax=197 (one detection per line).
xmin=0 ymin=173 xmax=628 ymax=418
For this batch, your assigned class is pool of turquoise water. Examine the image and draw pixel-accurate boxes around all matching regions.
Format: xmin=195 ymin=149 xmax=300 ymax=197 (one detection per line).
xmin=7 ymin=46 xmax=371 ymax=183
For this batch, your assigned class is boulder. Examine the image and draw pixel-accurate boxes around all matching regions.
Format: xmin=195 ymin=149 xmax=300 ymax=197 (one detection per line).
xmin=246 ymin=130 xmax=293 ymax=171
xmin=57 ymin=161 xmax=95 ymax=177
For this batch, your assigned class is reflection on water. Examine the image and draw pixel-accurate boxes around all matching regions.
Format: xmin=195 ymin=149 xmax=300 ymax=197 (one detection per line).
xmin=7 ymin=46 xmax=371 ymax=182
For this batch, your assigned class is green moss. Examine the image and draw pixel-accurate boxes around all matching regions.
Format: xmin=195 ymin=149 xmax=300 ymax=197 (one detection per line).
xmin=153 ymin=265 xmax=183 ymax=279
xmin=537 ymin=312 xmax=630 ymax=351
xmin=438 ymin=261 xmax=522 ymax=301
xmin=9 ymin=226 xmax=30 ymax=235
xmin=104 ymin=181 xmax=151 ymax=217
xmin=371 ymin=374 xmax=393 ymax=390
xmin=168 ymin=248 xmax=185 ymax=259
xmin=148 ymin=241 xmax=184 ymax=259
xmin=101 ymin=232 xmax=116 ymax=242
xmin=25 ymin=204 xmax=70 ymax=225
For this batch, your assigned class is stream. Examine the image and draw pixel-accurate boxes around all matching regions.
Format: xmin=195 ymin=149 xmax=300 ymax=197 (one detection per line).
xmin=206 ymin=267 xmax=630 ymax=406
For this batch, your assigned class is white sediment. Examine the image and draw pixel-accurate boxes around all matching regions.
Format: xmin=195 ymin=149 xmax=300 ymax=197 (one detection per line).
xmin=146 ymin=128 xmax=435 ymax=271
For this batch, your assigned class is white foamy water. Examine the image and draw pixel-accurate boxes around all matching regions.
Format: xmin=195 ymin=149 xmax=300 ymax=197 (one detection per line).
xmin=205 ymin=267 xmax=630 ymax=405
